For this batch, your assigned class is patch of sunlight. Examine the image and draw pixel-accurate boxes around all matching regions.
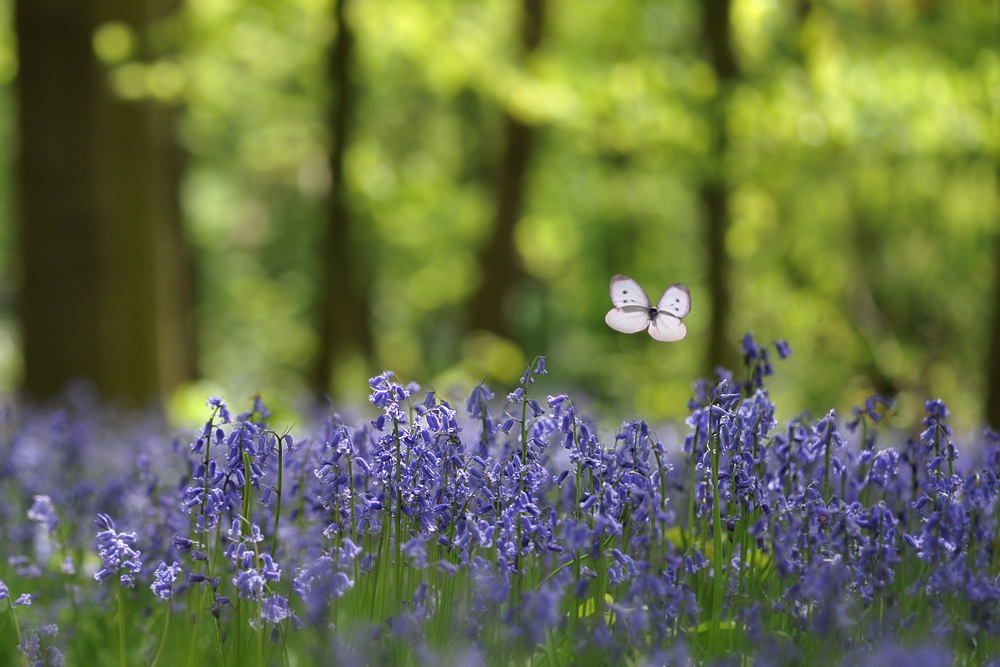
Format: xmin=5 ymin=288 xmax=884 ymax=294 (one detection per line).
xmin=93 ymin=22 xmax=135 ymax=65
xmin=461 ymin=331 xmax=525 ymax=385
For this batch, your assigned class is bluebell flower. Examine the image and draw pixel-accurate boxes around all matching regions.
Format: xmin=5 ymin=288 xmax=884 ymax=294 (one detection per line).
xmin=923 ymin=398 xmax=950 ymax=425
xmin=260 ymin=594 xmax=292 ymax=624
xmin=150 ymin=561 xmax=182 ymax=601
xmin=466 ymin=384 xmax=495 ymax=419
xmin=260 ymin=553 xmax=281 ymax=582
xmin=233 ymin=567 xmax=266 ymax=601
xmin=9 ymin=555 xmax=41 ymax=580
xmin=206 ymin=395 xmax=232 ymax=424
xmin=252 ymin=394 xmax=272 ymax=421
xmin=854 ymin=643 xmax=953 ymax=667
xmin=402 ymin=536 xmax=428 ymax=569
xmin=93 ymin=514 xmax=142 ymax=588
xmin=26 ymin=495 xmax=58 ymax=533
xmin=338 ymin=538 xmax=362 ymax=568
xmin=742 ymin=332 xmax=759 ymax=361
xmin=19 ymin=631 xmax=40 ymax=665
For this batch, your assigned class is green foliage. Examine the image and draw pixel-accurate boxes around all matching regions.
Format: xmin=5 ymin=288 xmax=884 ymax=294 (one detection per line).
xmin=0 ymin=0 xmax=999 ymax=429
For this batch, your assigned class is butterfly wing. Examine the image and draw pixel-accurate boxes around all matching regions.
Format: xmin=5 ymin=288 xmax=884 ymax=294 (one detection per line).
xmin=606 ymin=306 xmax=652 ymax=334
xmin=656 ymin=284 xmax=691 ymax=318
xmin=609 ymin=274 xmax=651 ymax=308
xmin=648 ymin=312 xmax=687 ymax=342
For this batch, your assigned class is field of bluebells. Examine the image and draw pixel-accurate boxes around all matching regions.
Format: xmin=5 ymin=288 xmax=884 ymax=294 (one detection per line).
xmin=1 ymin=335 xmax=1000 ymax=666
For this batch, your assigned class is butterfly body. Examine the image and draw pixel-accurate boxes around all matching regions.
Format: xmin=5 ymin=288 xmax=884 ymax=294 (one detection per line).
xmin=605 ymin=274 xmax=690 ymax=342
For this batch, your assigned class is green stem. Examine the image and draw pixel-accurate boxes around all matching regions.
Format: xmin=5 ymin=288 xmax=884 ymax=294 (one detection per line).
xmin=230 ymin=599 xmax=241 ymax=667
xmin=394 ymin=418 xmax=404 ymax=610
xmin=822 ymin=427 xmax=833 ymax=505
xmin=520 ymin=391 xmax=529 ymax=494
xmin=940 ymin=425 xmax=953 ymax=480
xmin=271 ymin=433 xmax=284 ymax=558
xmin=6 ymin=598 xmax=27 ymax=667
xmin=187 ymin=410 xmax=219 ymax=667
xmin=187 ymin=583 xmax=208 ymax=667
xmin=149 ymin=606 xmax=171 ymax=667
xmin=739 ymin=503 xmax=748 ymax=600
xmin=651 ymin=440 xmax=669 ymax=564
xmin=689 ymin=426 xmax=700 ymax=543
xmin=711 ymin=428 xmax=724 ymax=655
xmin=117 ymin=585 xmax=127 ymax=667
xmin=347 ymin=444 xmax=359 ymax=585
xmin=480 ymin=396 xmax=489 ymax=454
xmin=295 ymin=437 xmax=317 ymax=535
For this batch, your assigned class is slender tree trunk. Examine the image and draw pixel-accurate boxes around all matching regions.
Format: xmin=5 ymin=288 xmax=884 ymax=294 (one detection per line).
xmin=93 ymin=0 xmax=162 ymax=401
xmin=701 ymin=0 xmax=739 ymax=373
xmin=703 ymin=180 xmax=733 ymax=374
xmin=17 ymin=0 xmax=105 ymax=400
xmin=151 ymin=99 xmax=198 ymax=388
xmin=984 ymin=173 xmax=1000 ymax=429
xmin=16 ymin=0 xmax=192 ymax=404
xmin=148 ymin=0 xmax=198 ymax=388
xmin=312 ymin=0 xmax=372 ymax=396
xmin=468 ymin=0 xmax=545 ymax=336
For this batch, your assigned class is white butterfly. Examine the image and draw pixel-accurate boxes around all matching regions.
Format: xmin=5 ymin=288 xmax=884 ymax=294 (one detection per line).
xmin=605 ymin=274 xmax=690 ymax=342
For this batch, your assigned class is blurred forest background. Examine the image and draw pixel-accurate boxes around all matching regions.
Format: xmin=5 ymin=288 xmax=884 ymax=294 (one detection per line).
xmin=0 ymin=0 xmax=999 ymax=431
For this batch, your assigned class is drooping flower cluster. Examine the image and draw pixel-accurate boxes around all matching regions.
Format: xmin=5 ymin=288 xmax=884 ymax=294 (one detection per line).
xmin=93 ymin=514 xmax=142 ymax=588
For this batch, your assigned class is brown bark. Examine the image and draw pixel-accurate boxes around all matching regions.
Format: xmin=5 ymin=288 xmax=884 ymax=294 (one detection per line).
xmin=93 ymin=2 xmax=161 ymax=401
xmin=312 ymin=0 xmax=372 ymax=396
xmin=702 ymin=180 xmax=734 ymax=374
xmin=468 ymin=0 xmax=545 ymax=336
xmin=147 ymin=0 xmax=198 ymax=388
xmin=151 ymin=101 xmax=198 ymax=388
xmin=16 ymin=0 xmax=192 ymax=404
xmin=701 ymin=0 xmax=739 ymax=373
xmin=985 ymin=172 xmax=1000 ymax=429
xmin=17 ymin=0 xmax=105 ymax=400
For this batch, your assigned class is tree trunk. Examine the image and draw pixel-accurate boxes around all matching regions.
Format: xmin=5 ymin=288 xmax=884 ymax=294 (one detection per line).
xmin=17 ymin=0 xmax=105 ymax=400
xmin=468 ymin=0 xmax=545 ymax=337
xmin=984 ymin=175 xmax=1000 ymax=429
xmin=16 ymin=0 xmax=192 ymax=404
xmin=702 ymin=180 xmax=733 ymax=374
xmin=147 ymin=0 xmax=198 ymax=389
xmin=701 ymin=0 xmax=739 ymax=374
xmin=312 ymin=0 xmax=372 ymax=396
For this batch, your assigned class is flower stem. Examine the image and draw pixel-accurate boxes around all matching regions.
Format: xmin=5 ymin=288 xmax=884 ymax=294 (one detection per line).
xmin=270 ymin=433 xmax=284 ymax=558
xmin=822 ymin=428 xmax=833 ymax=504
xmin=149 ymin=605 xmax=171 ymax=667
xmin=711 ymin=427 xmax=724 ymax=654
xmin=689 ymin=426 xmax=700 ymax=541
xmin=117 ymin=584 xmax=127 ymax=667
xmin=6 ymin=599 xmax=27 ymax=667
